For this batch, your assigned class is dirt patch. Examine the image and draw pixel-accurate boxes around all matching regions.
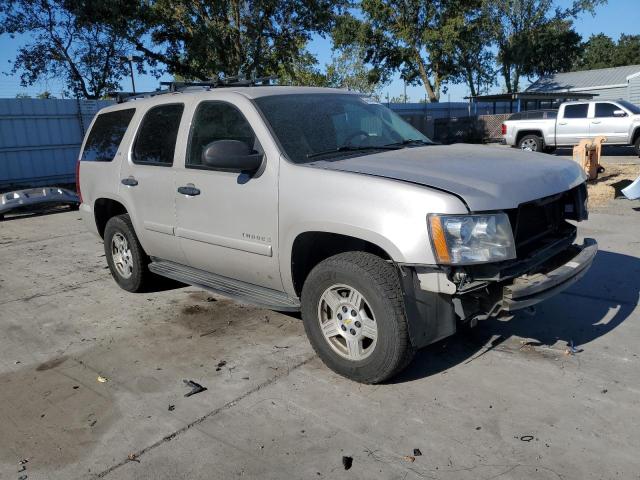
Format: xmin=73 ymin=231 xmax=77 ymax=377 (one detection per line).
xmin=588 ymin=163 xmax=639 ymax=207
xmin=35 ymin=355 xmax=68 ymax=371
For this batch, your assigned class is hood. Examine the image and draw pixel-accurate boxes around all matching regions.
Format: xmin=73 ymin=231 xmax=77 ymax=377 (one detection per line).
xmin=307 ymin=144 xmax=586 ymax=211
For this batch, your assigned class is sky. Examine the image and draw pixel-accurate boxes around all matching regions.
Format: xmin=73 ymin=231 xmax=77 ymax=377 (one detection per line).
xmin=0 ymin=0 xmax=638 ymax=100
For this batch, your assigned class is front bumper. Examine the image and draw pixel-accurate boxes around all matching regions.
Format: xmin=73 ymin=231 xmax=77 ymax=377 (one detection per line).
xmin=501 ymin=238 xmax=597 ymax=311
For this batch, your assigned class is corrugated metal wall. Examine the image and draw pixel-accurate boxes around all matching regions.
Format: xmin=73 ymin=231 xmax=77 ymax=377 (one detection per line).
xmin=0 ymin=98 xmax=113 ymax=189
xmin=585 ymin=86 xmax=628 ymax=101
xmin=628 ymin=77 xmax=640 ymax=105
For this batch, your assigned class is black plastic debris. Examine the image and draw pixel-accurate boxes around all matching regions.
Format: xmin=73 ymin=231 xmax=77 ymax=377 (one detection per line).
xmin=413 ymin=448 xmax=422 ymax=456
xmin=168 ymin=404 xmax=175 ymax=411
xmin=520 ymin=435 xmax=534 ymax=442
xmin=215 ymin=360 xmax=227 ymax=371
xmin=183 ymin=380 xmax=207 ymax=397
xmin=342 ymin=456 xmax=353 ymax=470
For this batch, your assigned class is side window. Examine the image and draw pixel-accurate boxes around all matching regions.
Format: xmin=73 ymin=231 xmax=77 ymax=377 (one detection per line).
xmin=187 ymin=102 xmax=259 ymax=168
xmin=133 ymin=104 xmax=184 ymax=166
xmin=563 ymin=104 xmax=589 ymax=119
xmin=81 ymin=109 xmax=135 ymax=162
xmin=595 ymin=103 xmax=623 ymax=118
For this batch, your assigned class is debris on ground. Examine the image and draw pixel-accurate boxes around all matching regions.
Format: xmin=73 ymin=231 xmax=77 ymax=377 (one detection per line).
xmin=273 ymin=345 xmax=289 ymax=349
xmin=564 ymin=340 xmax=583 ymax=356
xmin=168 ymin=404 xmax=175 ymax=411
xmin=215 ymin=360 xmax=227 ymax=371
xmin=621 ymin=174 xmax=640 ymax=200
xmin=183 ymin=379 xmax=207 ymax=397
xmin=402 ymin=455 xmax=416 ymax=462
xmin=128 ymin=453 xmax=140 ymax=463
xmin=520 ymin=435 xmax=534 ymax=442
xmin=413 ymin=448 xmax=422 ymax=456
xmin=97 ymin=376 xmax=108 ymax=383
xmin=601 ymin=389 xmax=608 ymax=394
xmin=342 ymin=456 xmax=353 ymax=470
xmin=588 ymin=163 xmax=639 ymax=207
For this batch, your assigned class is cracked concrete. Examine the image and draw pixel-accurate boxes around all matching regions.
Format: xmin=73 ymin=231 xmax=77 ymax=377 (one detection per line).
xmin=1 ymin=192 xmax=639 ymax=479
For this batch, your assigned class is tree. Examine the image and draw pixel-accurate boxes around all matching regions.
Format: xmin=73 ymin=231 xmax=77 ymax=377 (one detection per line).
xmin=333 ymin=0 xmax=481 ymax=102
xmin=575 ymin=34 xmax=640 ymax=70
xmin=485 ymin=0 xmax=602 ymax=92
xmin=71 ymin=0 xmax=346 ymax=82
xmin=325 ymin=46 xmax=383 ymax=96
xmin=0 ymin=0 xmax=136 ymax=99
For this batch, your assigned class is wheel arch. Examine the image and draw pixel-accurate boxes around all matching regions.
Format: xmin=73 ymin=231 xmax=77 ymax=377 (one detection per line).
xmin=288 ymin=229 xmax=399 ymax=297
xmin=516 ymin=130 xmax=544 ymax=146
xmin=94 ymin=197 xmax=129 ymax=238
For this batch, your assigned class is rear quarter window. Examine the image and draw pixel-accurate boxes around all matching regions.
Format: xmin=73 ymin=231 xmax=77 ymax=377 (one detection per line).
xmin=563 ymin=104 xmax=589 ymax=119
xmin=81 ymin=109 xmax=136 ymax=162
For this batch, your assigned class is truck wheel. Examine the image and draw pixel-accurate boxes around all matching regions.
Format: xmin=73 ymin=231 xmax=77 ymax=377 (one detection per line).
xmin=519 ymin=135 xmax=543 ymax=152
xmin=104 ymin=214 xmax=152 ymax=292
xmin=634 ymin=136 xmax=640 ymax=156
xmin=300 ymin=252 xmax=415 ymax=384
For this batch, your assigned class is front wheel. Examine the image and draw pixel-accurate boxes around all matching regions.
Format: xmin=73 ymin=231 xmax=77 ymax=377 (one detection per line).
xmin=518 ymin=134 xmax=543 ymax=152
xmin=300 ymin=252 xmax=415 ymax=384
xmin=634 ymin=136 xmax=640 ymax=157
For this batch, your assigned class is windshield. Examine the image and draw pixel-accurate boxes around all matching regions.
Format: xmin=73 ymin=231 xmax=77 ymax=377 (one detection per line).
xmin=254 ymin=93 xmax=432 ymax=163
xmin=617 ymin=100 xmax=640 ymax=115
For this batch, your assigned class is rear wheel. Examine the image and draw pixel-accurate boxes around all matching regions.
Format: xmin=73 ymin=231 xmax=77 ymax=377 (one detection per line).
xmin=518 ymin=134 xmax=543 ymax=152
xmin=300 ymin=252 xmax=415 ymax=384
xmin=104 ymin=214 xmax=153 ymax=292
xmin=634 ymin=136 xmax=640 ymax=156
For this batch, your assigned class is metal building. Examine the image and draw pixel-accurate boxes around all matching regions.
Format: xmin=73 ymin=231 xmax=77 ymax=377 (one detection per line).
xmin=0 ymin=98 xmax=113 ymax=189
xmin=525 ymin=64 xmax=640 ymax=104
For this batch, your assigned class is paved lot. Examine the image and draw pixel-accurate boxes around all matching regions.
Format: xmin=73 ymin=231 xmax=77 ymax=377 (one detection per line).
xmin=1 ymin=190 xmax=639 ymax=479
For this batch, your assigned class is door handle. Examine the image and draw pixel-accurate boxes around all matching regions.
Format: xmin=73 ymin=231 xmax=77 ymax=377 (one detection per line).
xmin=591 ymin=120 xmax=601 ymax=124
xmin=177 ymin=185 xmax=201 ymax=196
xmin=558 ymin=122 xmax=568 ymax=125
xmin=121 ymin=176 xmax=138 ymax=186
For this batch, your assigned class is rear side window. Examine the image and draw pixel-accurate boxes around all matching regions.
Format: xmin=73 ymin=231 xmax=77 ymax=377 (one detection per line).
xmin=133 ymin=104 xmax=184 ymax=166
xmin=595 ymin=103 xmax=622 ymax=117
xmin=187 ymin=102 xmax=259 ymax=168
xmin=81 ymin=109 xmax=135 ymax=162
xmin=563 ymin=104 xmax=589 ymax=119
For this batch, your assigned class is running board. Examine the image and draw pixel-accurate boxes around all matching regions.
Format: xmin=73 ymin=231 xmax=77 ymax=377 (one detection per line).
xmin=148 ymin=259 xmax=301 ymax=311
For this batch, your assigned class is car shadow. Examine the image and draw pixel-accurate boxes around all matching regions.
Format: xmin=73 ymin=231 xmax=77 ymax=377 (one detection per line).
xmin=391 ymin=249 xmax=640 ymax=383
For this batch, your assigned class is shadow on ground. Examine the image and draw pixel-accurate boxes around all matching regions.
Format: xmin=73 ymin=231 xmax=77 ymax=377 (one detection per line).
xmin=393 ymin=249 xmax=640 ymax=383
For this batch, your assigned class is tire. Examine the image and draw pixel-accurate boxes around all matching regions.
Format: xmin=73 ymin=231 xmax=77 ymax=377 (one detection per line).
xmin=543 ymin=146 xmax=556 ymax=154
xmin=300 ymin=252 xmax=415 ymax=384
xmin=104 ymin=214 xmax=152 ymax=292
xmin=634 ymin=136 xmax=640 ymax=157
xmin=518 ymin=134 xmax=543 ymax=152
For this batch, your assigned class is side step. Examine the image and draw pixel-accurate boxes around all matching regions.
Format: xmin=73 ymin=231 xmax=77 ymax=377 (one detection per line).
xmin=149 ymin=259 xmax=301 ymax=311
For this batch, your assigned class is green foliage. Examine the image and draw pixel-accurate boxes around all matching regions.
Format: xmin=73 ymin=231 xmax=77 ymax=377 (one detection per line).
xmin=575 ymin=34 xmax=640 ymax=70
xmin=333 ymin=0 xmax=481 ymax=102
xmin=0 ymin=0 xmax=136 ymax=99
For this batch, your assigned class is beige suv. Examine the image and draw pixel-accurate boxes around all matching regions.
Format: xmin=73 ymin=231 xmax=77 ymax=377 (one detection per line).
xmin=78 ymin=84 xmax=596 ymax=383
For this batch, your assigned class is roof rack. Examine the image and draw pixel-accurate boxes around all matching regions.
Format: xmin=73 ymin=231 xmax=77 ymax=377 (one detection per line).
xmin=109 ymin=75 xmax=279 ymax=103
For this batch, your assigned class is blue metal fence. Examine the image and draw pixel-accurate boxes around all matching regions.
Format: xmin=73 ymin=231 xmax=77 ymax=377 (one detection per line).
xmin=0 ymin=98 xmax=113 ymax=189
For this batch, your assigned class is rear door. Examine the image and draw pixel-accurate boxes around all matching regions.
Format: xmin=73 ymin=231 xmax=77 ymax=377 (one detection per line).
xmin=555 ymin=104 xmax=590 ymax=145
xmin=589 ymin=102 xmax=630 ymax=144
xmin=118 ymin=103 xmax=187 ymax=264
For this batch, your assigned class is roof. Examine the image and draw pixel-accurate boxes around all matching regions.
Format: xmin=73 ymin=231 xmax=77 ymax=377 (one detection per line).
xmin=526 ymin=65 xmax=640 ymax=93
xmin=466 ymin=91 xmax=595 ymax=102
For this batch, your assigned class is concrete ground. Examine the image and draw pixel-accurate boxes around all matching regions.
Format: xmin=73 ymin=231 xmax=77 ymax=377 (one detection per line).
xmin=1 ymin=175 xmax=639 ymax=479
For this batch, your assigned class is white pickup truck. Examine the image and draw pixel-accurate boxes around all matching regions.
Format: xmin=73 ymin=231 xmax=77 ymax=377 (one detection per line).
xmin=503 ymin=100 xmax=640 ymax=154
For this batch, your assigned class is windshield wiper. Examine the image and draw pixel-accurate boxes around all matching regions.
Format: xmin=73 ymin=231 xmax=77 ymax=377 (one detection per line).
xmin=306 ymin=145 xmax=400 ymax=159
xmin=384 ymin=139 xmax=432 ymax=147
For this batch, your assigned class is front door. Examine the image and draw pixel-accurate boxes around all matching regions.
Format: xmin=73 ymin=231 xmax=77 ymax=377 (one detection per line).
xmin=174 ymin=99 xmax=282 ymax=291
xmin=589 ymin=102 xmax=630 ymax=144
xmin=556 ymin=103 xmax=590 ymax=146
xmin=118 ymin=103 xmax=187 ymax=264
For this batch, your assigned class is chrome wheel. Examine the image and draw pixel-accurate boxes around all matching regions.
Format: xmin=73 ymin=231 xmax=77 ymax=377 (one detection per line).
xmin=520 ymin=138 xmax=538 ymax=151
xmin=111 ymin=232 xmax=133 ymax=279
xmin=317 ymin=284 xmax=377 ymax=361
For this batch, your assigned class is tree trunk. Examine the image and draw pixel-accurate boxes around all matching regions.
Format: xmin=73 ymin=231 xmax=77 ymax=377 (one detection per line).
xmin=415 ymin=51 xmax=438 ymax=103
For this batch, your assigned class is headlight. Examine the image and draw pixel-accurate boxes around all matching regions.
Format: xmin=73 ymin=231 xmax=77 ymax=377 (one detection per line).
xmin=428 ymin=213 xmax=516 ymax=265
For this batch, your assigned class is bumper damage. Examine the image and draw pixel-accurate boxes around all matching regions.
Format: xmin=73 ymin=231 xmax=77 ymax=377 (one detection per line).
xmin=0 ymin=187 xmax=79 ymax=218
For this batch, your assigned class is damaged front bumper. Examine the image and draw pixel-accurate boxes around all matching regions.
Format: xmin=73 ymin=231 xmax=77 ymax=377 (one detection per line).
xmin=0 ymin=187 xmax=79 ymax=218
xmin=501 ymin=238 xmax=597 ymax=311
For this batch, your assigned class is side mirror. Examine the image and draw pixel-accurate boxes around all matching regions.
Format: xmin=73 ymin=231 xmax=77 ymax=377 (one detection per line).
xmin=202 ymin=140 xmax=263 ymax=172
xmin=613 ymin=109 xmax=627 ymax=117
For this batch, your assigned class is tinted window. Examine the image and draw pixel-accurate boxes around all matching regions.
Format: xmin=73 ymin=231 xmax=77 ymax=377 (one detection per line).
xmin=617 ymin=100 xmax=640 ymax=115
xmin=254 ymin=94 xmax=430 ymax=164
xmin=133 ymin=104 xmax=184 ymax=165
xmin=595 ymin=103 xmax=623 ymax=118
xmin=187 ymin=102 xmax=259 ymax=168
xmin=563 ymin=104 xmax=589 ymax=119
xmin=81 ymin=109 xmax=135 ymax=162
